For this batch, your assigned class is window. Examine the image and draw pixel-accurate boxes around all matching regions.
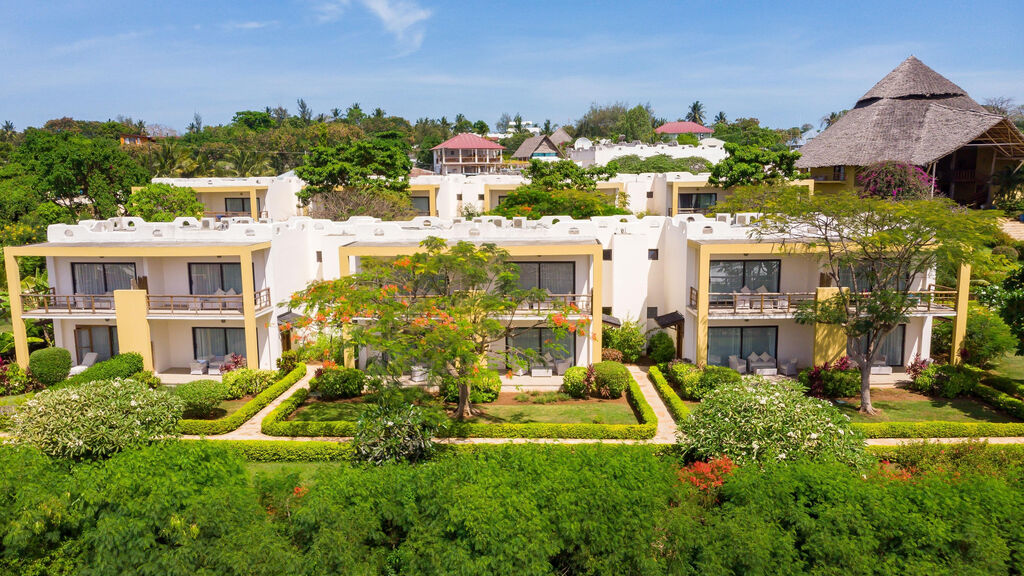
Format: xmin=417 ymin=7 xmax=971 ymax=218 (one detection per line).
xmin=602 ymin=306 xmax=612 ymax=315
xmin=678 ymin=192 xmax=717 ymax=212
xmin=647 ymin=306 xmax=658 ymax=318
xmin=646 ymin=190 xmax=654 ymax=199
xmin=192 ymin=327 xmax=246 ymax=360
xmin=838 ymin=266 xmax=911 ymax=292
xmin=513 ymin=262 xmax=575 ymax=294
xmin=507 ymin=328 xmax=575 ymax=365
xmin=707 ymin=326 xmax=778 ymax=367
xmin=602 ymin=249 xmax=612 ymax=261
xmin=709 ymin=260 xmax=780 ymax=294
xmin=832 ymin=166 xmax=846 ymax=181
xmin=456 ymin=194 xmax=463 ymax=201
xmin=71 ymin=262 xmax=136 ymax=294
xmin=854 ymin=325 xmax=906 ymax=366
xmin=225 ymin=197 xmax=260 ymax=214
xmin=189 ymin=263 xmax=243 ymax=295
xmin=648 ymin=249 xmax=659 ymax=260
xmin=315 ymin=251 xmax=322 ymax=263
xmin=411 ymin=196 xmax=431 ymax=215
xmin=74 ymin=325 xmax=118 ymax=363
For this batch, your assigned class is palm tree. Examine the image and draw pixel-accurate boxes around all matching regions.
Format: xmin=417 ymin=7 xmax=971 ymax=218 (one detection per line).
xmin=222 ymin=148 xmax=271 ymax=177
xmin=713 ymin=111 xmax=727 ymax=125
xmin=151 ymin=141 xmax=192 ymax=177
xmin=685 ymin=101 xmax=706 ymax=126
xmin=820 ymin=110 xmax=848 ymax=129
xmin=513 ymin=114 xmax=524 ymax=133
xmin=372 ymin=107 xmax=386 ymax=119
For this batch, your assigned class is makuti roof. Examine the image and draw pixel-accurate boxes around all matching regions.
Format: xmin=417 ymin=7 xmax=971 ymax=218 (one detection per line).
xmin=549 ymin=127 xmax=572 ymax=147
xmin=655 ymin=121 xmax=713 ymax=134
xmin=797 ymin=56 xmax=1024 ymax=168
xmin=512 ymin=135 xmax=563 ymax=160
xmin=431 ymin=133 xmax=505 ymax=150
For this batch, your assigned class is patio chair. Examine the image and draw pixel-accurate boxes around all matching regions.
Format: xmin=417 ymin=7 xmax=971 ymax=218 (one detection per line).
xmin=779 ymin=358 xmax=799 ymax=376
xmin=69 ymin=352 xmax=98 ymax=376
xmin=728 ymin=355 xmax=748 ymax=374
xmin=870 ymin=356 xmax=893 ymax=375
xmin=189 ymin=358 xmax=209 ymax=375
xmin=207 ymin=356 xmax=225 ymax=375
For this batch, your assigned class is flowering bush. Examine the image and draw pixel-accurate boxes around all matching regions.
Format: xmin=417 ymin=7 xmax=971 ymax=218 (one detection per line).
xmin=906 ymin=353 xmax=930 ymax=381
xmin=679 ymin=456 xmax=737 ymax=492
xmin=10 ymin=378 xmax=182 ymax=459
xmin=219 ymin=353 xmax=246 ymax=373
xmin=797 ymin=356 xmax=860 ymax=398
xmin=0 ymin=358 xmax=34 ymax=396
xmin=857 ymin=161 xmax=934 ymax=200
xmin=678 ymin=376 xmax=870 ymax=467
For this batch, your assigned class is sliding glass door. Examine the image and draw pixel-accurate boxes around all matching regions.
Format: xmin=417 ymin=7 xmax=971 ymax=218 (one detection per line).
xmin=188 ymin=263 xmax=243 ymax=294
xmin=506 ymin=328 xmax=575 ymax=365
xmin=854 ymin=324 xmax=905 ymax=366
xmin=709 ymin=260 xmax=780 ymax=294
xmin=514 ymin=262 xmax=575 ymax=294
xmin=707 ymin=326 xmax=778 ymax=366
xmin=74 ymin=325 xmax=119 ymax=363
xmin=192 ymin=327 xmax=246 ymax=360
xmin=71 ymin=263 xmax=136 ymax=294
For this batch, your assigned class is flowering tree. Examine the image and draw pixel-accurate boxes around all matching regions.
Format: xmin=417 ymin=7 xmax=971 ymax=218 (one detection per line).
xmin=287 ymin=237 xmax=591 ymax=419
xmin=857 ymin=161 xmax=935 ymax=200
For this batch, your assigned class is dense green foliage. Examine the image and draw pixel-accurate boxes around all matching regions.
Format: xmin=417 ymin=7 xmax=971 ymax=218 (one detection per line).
xmin=679 ymin=377 xmax=870 ymax=467
xmin=798 ymin=358 xmax=861 ymax=397
xmin=353 ymin=388 xmax=443 ymax=464
xmin=179 ymin=363 xmax=305 ymax=436
xmin=647 ymin=330 xmax=676 ymax=363
xmin=124 ymin=182 xmax=204 ymax=221
xmin=973 ymin=383 xmax=1024 ymax=420
xmin=57 ymin=352 xmax=144 ymax=388
xmin=27 ymin=346 xmax=71 ymax=385
xmin=10 ymin=378 xmax=182 ymax=459
xmin=592 ymin=361 xmax=630 ymax=399
xmin=562 ymin=365 xmax=588 ymax=398
xmin=3 ymin=441 xmax=1024 ymax=574
xmin=487 ymin=160 xmax=628 ymax=219
xmin=174 ymin=379 xmax=229 ymax=418
xmin=647 ymin=365 xmax=691 ymax=423
xmin=222 ymin=368 xmax=277 ymax=399
xmin=310 ymin=366 xmax=366 ymax=400
xmin=978 ymin=265 xmax=1024 ymax=353
xmin=908 ymin=363 xmax=983 ymax=398
xmin=439 ymin=369 xmax=501 ymax=403
xmin=932 ymin=304 xmax=1017 ymax=366
xmin=857 ymin=161 xmax=935 ymax=200
xmin=708 ymin=142 xmax=802 ymax=188
xmin=602 ymin=319 xmax=645 ymax=362
xmin=660 ymin=361 xmax=741 ymax=400
xmin=128 ymin=369 xmax=162 ymax=389
xmin=609 ymin=154 xmax=711 ymax=174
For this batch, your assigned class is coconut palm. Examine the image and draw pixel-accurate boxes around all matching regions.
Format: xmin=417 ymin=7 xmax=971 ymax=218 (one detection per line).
xmin=222 ymin=148 xmax=272 ymax=177
xmin=150 ymin=140 xmax=192 ymax=177
xmin=713 ymin=111 xmax=727 ymax=125
xmin=685 ymin=101 xmax=706 ymax=126
xmin=820 ymin=110 xmax=848 ymax=129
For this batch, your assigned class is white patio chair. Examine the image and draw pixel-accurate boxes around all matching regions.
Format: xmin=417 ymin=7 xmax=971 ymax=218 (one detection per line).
xmin=69 ymin=352 xmax=98 ymax=376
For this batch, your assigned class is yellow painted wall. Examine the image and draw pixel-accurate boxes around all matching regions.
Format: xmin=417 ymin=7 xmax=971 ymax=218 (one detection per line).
xmin=811 ymin=287 xmax=847 ymax=365
xmin=113 ymin=290 xmax=154 ymax=370
xmin=951 ymin=263 xmax=972 ymax=365
xmin=4 ymin=251 xmax=29 ymax=367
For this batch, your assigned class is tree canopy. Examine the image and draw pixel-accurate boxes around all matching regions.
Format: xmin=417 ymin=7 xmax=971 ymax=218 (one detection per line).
xmin=708 ymin=142 xmax=802 ymax=188
xmin=124 ymin=183 xmax=204 ymax=222
xmin=488 ymin=160 xmax=628 ymax=220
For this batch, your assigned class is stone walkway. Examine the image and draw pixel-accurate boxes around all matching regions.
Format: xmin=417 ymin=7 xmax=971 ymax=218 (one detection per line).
xmin=1001 ymin=217 xmax=1024 ymax=242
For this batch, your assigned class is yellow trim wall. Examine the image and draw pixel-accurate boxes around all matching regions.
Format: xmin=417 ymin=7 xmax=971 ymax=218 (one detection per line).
xmin=4 ymin=251 xmax=29 ymax=368
xmin=483 ymin=184 xmax=519 ymax=211
xmin=951 ymin=263 xmax=972 ymax=365
xmin=113 ymin=290 xmax=154 ymax=370
xmin=812 ymin=287 xmax=846 ymax=365
xmin=409 ymin=184 xmax=439 ymax=217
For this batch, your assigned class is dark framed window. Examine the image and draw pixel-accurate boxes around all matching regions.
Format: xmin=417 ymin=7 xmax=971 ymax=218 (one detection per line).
xmin=838 ymin=266 xmax=911 ymax=292
xmin=678 ymin=192 xmax=717 ymax=212
xmin=647 ymin=306 xmax=658 ymax=318
xmin=456 ymin=193 xmax=463 ymax=201
xmin=832 ymin=166 xmax=846 ymax=181
xmin=192 ymin=327 xmax=246 ymax=360
xmin=506 ymin=327 xmax=575 ymax=365
xmin=225 ymin=197 xmax=260 ymax=214
xmin=646 ymin=190 xmax=654 ymax=198
xmin=602 ymin=249 xmax=612 ymax=261
xmin=709 ymin=260 xmax=781 ymax=294
xmin=74 ymin=325 xmax=119 ymax=363
xmin=189 ymin=263 xmax=243 ymax=295
xmin=411 ymin=196 xmax=431 ymax=215
xmin=648 ymin=249 xmax=659 ymax=260
xmin=707 ymin=326 xmax=778 ymax=367
xmin=71 ymin=262 xmax=136 ymax=294
xmin=601 ymin=306 xmax=612 ymax=315
xmin=315 ymin=251 xmax=322 ymax=263
xmin=513 ymin=261 xmax=575 ymax=294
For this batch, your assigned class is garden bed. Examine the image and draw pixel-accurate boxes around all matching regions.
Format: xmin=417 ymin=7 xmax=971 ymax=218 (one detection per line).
xmin=178 ymin=363 xmax=307 ymax=435
xmin=834 ymin=388 xmax=1021 ymax=424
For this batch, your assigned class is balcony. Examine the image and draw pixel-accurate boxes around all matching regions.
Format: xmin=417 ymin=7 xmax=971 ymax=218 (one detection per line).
xmin=688 ymin=287 xmax=958 ymax=317
xmin=21 ymin=289 xmax=272 ymax=318
xmin=516 ymin=293 xmax=592 ymax=316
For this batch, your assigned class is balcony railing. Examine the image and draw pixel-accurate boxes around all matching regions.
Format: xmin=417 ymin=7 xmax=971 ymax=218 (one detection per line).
xmin=688 ymin=287 xmax=958 ymax=315
xmin=516 ymin=293 xmax=592 ymax=315
xmin=22 ymin=289 xmax=271 ymax=316
xmin=147 ymin=288 xmax=271 ymax=314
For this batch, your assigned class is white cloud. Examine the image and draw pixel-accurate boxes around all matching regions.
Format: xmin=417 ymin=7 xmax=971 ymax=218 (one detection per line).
xmin=313 ymin=0 xmax=431 ymax=53
xmin=223 ymin=21 xmax=277 ymax=31
xmin=53 ymin=31 xmax=148 ymax=54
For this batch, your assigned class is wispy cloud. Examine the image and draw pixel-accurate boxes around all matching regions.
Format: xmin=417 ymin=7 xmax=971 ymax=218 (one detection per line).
xmin=313 ymin=0 xmax=431 ymax=53
xmin=53 ymin=31 xmax=148 ymax=54
xmin=223 ymin=21 xmax=277 ymax=31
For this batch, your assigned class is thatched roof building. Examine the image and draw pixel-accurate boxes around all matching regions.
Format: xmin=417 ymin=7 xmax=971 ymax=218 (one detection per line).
xmin=512 ymin=134 xmax=564 ymax=161
xmin=797 ymin=56 xmax=1024 ymax=205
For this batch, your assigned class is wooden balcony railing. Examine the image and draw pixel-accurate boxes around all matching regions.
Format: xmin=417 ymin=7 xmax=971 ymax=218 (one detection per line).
xmin=688 ymin=286 xmax=958 ymax=315
xmin=147 ymin=288 xmax=271 ymax=314
xmin=21 ymin=292 xmax=115 ymax=314
xmin=516 ymin=293 xmax=592 ymax=315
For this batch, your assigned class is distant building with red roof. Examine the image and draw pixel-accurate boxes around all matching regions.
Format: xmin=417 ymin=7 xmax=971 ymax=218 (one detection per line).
xmin=655 ymin=121 xmax=713 ymax=139
xmin=431 ymin=133 xmax=505 ymax=175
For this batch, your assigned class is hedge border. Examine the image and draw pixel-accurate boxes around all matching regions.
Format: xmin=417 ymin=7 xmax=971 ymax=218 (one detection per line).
xmin=647 ymin=366 xmax=690 ymax=424
xmin=183 ymin=439 xmax=356 ymax=462
xmin=53 ymin=352 xmax=144 ymax=389
xmin=262 ymin=373 xmax=658 ymax=440
xmin=853 ymin=420 xmax=1024 ymax=439
xmin=179 ymin=363 xmax=307 ymax=435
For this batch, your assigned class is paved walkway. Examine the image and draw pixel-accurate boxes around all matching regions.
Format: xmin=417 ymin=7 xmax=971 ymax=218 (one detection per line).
xmin=1001 ymin=217 xmax=1024 ymax=242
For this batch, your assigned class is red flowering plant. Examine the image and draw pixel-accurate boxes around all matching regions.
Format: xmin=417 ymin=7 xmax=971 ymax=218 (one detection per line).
xmin=857 ymin=161 xmax=935 ymax=201
xmin=679 ymin=456 xmax=737 ymax=504
xmin=287 ymin=237 xmax=587 ymax=419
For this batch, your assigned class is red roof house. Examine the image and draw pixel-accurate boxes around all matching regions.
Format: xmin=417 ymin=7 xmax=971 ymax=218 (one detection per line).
xmin=431 ymin=133 xmax=505 ymax=150
xmin=430 ymin=133 xmax=505 ymax=175
xmin=655 ymin=121 xmax=714 ymax=135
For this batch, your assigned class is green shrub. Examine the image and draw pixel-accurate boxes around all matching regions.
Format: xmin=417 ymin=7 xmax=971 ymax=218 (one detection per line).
xmin=992 ymin=244 xmax=1019 ymax=260
xmin=311 ymin=367 xmax=365 ymax=400
xmin=983 ymin=374 xmax=1024 ymax=400
xmin=600 ymin=348 xmax=623 ymax=362
xmin=10 ymin=378 xmax=182 ymax=459
xmin=353 ymin=388 xmax=444 ymax=464
xmin=593 ymin=361 xmax=630 ymax=399
xmin=932 ymin=303 xmax=1017 ymax=367
xmin=647 ymin=331 xmax=675 ymax=363
xmin=262 ymin=387 xmax=358 ymax=437
xmin=174 ymin=379 xmax=229 ymax=418
xmin=602 ymin=321 xmax=644 ymax=363
xmin=907 ymin=363 xmax=940 ymax=394
xmin=440 ymin=369 xmax=501 ymax=403
xmin=869 ymin=440 xmax=1024 ymax=477
xmin=562 ymin=365 xmax=588 ymax=398
xmin=222 ymin=368 xmax=276 ymax=399
xmin=679 ymin=376 xmax=870 ymax=467
xmin=798 ymin=359 xmax=860 ymax=398
xmin=127 ymin=370 xmax=162 ymax=389
xmin=57 ymin=352 xmax=144 ymax=389
xmin=973 ymin=383 xmax=1024 ymax=420
xmin=27 ymin=347 xmax=71 ymax=386
xmin=665 ymin=361 xmax=700 ymax=388
xmin=647 ymin=365 xmax=690 ymax=423
xmin=180 ymin=363 xmax=306 ymax=436
xmin=276 ymin=349 xmax=299 ymax=377
xmin=207 ymin=439 xmax=355 ymax=462
xmin=854 ymin=420 xmax=1024 ymax=438
xmin=683 ymin=365 xmax=741 ymax=400
xmin=911 ymin=364 xmax=982 ymax=398
xmin=0 ymin=360 xmax=33 ymax=396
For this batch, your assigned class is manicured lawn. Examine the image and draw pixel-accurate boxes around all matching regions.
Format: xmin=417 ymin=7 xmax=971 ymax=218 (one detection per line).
xmin=189 ymin=397 xmax=253 ymax=420
xmin=835 ymin=388 xmax=1020 ymax=423
xmin=290 ymin=399 xmax=375 ymax=422
xmin=990 ymin=354 xmax=1024 ymax=384
xmin=470 ymin=400 xmax=638 ymax=425
xmin=0 ymin=393 xmax=30 ymax=407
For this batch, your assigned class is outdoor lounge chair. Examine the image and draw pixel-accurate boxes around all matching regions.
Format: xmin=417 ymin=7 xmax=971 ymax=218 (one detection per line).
xmin=728 ymin=355 xmax=748 ymax=374
xmin=747 ymin=352 xmax=778 ymax=375
xmin=207 ymin=356 xmax=225 ymax=375
xmin=69 ymin=352 xmax=98 ymax=376
xmin=189 ymin=357 xmax=209 ymax=375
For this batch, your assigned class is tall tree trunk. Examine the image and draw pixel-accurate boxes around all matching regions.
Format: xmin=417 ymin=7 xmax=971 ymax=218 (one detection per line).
xmin=453 ymin=379 xmax=476 ymax=420
xmin=859 ymin=365 xmax=875 ymax=414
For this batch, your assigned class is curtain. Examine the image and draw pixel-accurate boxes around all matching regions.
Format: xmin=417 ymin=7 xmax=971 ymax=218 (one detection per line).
xmin=104 ymin=263 xmax=136 ymax=291
xmin=741 ymin=326 xmax=778 ymax=358
xmin=193 ymin=327 xmax=223 ymax=359
xmin=225 ymin=198 xmax=250 ymax=213
xmin=541 ymin=328 xmax=574 ymax=360
xmin=679 ymin=193 xmax=717 ymax=211
xmin=411 ymin=197 xmax=430 ymax=214
xmin=222 ymin=264 xmax=243 ymax=294
xmin=515 ymin=263 xmax=539 ymax=291
xmin=707 ymin=327 xmax=741 ymax=366
xmin=539 ymin=263 xmax=574 ymax=294
xmin=857 ymin=325 xmax=905 ymax=366
xmin=745 ymin=261 xmax=780 ymax=292
xmin=72 ymin=263 xmax=106 ymax=294
xmin=190 ymin=264 xmax=221 ymax=294
xmin=225 ymin=328 xmax=246 ymax=356
xmin=75 ymin=326 xmax=116 ymax=362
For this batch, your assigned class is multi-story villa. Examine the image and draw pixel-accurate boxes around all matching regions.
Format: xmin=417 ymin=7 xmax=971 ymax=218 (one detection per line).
xmin=5 ymin=213 xmax=968 ymax=378
xmin=430 ymin=134 xmax=505 ymax=176
xmin=150 ymin=174 xmax=306 ymax=221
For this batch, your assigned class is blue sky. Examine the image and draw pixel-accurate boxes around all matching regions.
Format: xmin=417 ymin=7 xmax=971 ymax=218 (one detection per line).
xmin=3 ymin=0 xmax=1023 ymax=132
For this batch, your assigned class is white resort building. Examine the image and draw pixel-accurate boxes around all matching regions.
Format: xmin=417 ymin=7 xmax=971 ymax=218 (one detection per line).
xmin=5 ymin=211 xmax=968 ymax=380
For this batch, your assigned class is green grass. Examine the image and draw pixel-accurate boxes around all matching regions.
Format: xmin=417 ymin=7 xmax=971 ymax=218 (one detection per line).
xmin=991 ymin=354 xmax=1024 ymax=383
xmin=836 ymin=392 xmax=1020 ymax=424
xmin=245 ymin=462 xmax=345 ymax=478
xmin=290 ymin=399 xmax=375 ymax=422
xmin=0 ymin=393 xmax=30 ymax=406
xmin=189 ymin=397 xmax=254 ymax=420
xmin=469 ymin=401 xmax=639 ymax=425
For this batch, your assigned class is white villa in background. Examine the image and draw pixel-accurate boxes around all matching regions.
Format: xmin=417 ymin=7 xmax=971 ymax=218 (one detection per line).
xmin=486 ymin=120 xmax=542 ymax=140
xmin=430 ymin=133 xmax=506 ymax=176
xmin=570 ymin=137 xmax=730 ymax=168
xmin=6 ymin=208 xmax=968 ymax=379
xmin=150 ymin=174 xmax=306 ymax=220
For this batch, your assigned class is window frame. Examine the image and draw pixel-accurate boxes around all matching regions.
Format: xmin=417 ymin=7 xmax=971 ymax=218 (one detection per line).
xmin=187 ymin=262 xmax=244 ymax=295
xmin=511 ymin=260 xmax=577 ymax=294
xmin=708 ymin=259 xmax=781 ymax=293
xmin=678 ymin=192 xmax=718 ymax=212
xmin=70 ymin=262 xmax=137 ymax=294
xmin=191 ymin=327 xmax=247 ymax=360
xmin=707 ymin=325 xmax=779 ymax=366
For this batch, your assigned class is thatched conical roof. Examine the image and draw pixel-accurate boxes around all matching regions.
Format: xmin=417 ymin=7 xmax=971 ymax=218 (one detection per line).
xmin=796 ymin=56 xmax=1018 ymax=168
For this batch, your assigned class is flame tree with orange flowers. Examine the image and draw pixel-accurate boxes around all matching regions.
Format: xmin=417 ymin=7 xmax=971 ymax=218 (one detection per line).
xmin=287 ymin=237 xmax=591 ymax=419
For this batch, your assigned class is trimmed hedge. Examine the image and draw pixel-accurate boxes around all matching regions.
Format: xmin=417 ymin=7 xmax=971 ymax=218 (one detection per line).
xmin=853 ymin=420 xmax=1024 ymax=438
xmin=179 ymin=363 xmax=307 ymax=435
xmin=28 ymin=347 xmax=72 ymax=386
xmin=185 ymin=439 xmax=356 ymax=462
xmin=55 ymin=353 xmax=144 ymax=389
xmin=647 ymin=365 xmax=690 ymax=424
xmin=973 ymin=383 xmax=1024 ymax=420
xmin=983 ymin=375 xmax=1024 ymax=400
xmin=264 ymin=373 xmax=658 ymax=440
